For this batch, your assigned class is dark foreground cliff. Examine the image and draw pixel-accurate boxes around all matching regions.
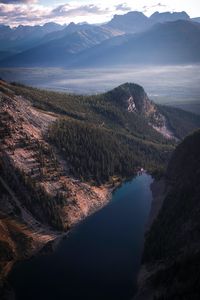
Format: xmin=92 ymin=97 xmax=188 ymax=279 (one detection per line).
xmin=135 ymin=129 xmax=200 ymax=300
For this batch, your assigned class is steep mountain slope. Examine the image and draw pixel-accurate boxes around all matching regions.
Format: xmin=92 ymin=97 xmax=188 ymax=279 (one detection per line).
xmin=0 ymin=26 xmax=121 ymax=67
xmin=0 ymin=80 xmax=113 ymax=294
xmin=70 ymin=20 xmax=200 ymax=67
xmin=0 ymin=80 xmax=114 ymax=226
xmin=135 ymin=130 xmax=200 ymax=299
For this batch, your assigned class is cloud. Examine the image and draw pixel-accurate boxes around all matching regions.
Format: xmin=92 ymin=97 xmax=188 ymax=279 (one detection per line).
xmin=51 ymin=4 xmax=110 ymax=18
xmin=0 ymin=2 xmax=113 ymax=26
xmin=143 ymin=2 xmax=167 ymax=11
xmin=0 ymin=3 xmax=49 ymax=26
xmin=0 ymin=0 xmax=38 ymax=3
xmin=115 ymin=3 xmax=131 ymax=12
xmin=157 ymin=3 xmax=167 ymax=7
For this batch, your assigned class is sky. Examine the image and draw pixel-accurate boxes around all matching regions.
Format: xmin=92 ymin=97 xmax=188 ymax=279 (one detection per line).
xmin=0 ymin=0 xmax=200 ymax=27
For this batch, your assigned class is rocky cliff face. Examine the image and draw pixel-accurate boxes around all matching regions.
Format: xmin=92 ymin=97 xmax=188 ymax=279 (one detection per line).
xmin=106 ymin=83 xmax=155 ymax=115
xmin=106 ymin=83 xmax=175 ymax=139
xmin=135 ymin=129 xmax=200 ymax=300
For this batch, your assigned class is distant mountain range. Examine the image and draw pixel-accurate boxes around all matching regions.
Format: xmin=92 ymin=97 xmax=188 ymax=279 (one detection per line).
xmin=1 ymin=26 xmax=120 ymax=67
xmin=0 ymin=22 xmax=65 ymax=54
xmin=150 ymin=11 xmax=190 ymax=23
xmin=0 ymin=11 xmax=200 ymax=67
xmin=69 ymin=20 xmax=200 ymax=67
xmin=106 ymin=11 xmax=190 ymax=33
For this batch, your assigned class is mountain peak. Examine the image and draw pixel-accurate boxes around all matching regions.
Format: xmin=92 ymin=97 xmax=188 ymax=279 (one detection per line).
xmin=68 ymin=22 xmax=76 ymax=27
xmin=107 ymin=11 xmax=149 ymax=33
xmin=105 ymin=83 xmax=176 ymax=139
xmin=113 ymin=11 xmax=147 ymax=20
xmin=43 ymin=22 xmax=64 ymax=29
xmin=106 ymin=82 xmax=155 ymax=115
xmin=150 ymin=11 xmax=190 ymax=23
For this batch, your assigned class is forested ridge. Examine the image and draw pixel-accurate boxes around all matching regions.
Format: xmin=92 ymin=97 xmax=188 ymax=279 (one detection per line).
xmin=48 ymin=118 xmax=171 ymax=183
xmin=8 ymin=81 xmax=200 ymax=183
xmin=10 ymin=82 xmax=170 ymax=143
xmin=8 ymin=82 xmax=175 ymax=182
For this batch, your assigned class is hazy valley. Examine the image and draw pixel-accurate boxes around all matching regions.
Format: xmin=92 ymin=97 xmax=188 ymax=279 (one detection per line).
xmin=1 ymin=64 xmax=200 ymax=115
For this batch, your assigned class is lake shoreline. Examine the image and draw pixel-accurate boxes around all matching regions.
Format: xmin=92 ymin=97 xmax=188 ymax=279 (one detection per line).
xmin=1 ymin=175 xmax=132 ymax=300
xmin=134 ymin=178 xmax=167 ymax=300
xmin=7 ymin=173 xmax=152 ymax=299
